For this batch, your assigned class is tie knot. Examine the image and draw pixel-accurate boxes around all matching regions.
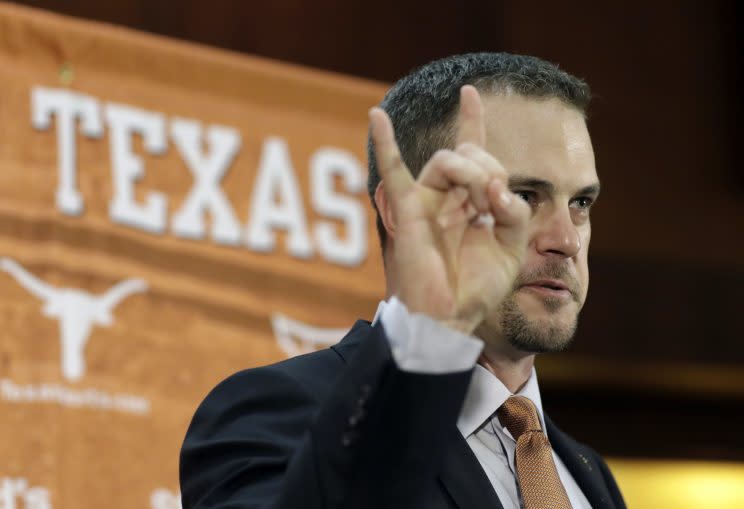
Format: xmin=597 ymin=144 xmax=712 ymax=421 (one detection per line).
xmin=496 ymin=396 xmax=542 ymax=439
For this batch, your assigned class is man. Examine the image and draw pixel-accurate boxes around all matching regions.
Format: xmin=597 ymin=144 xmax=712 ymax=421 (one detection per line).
xmin=180 ymin=53 xmax=626 ymax=509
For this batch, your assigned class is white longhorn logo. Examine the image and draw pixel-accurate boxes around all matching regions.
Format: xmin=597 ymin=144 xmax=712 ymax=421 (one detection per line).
xmin=1 ymin=257 xmax=147 ymax=381
xmin=270 ymin=313 xmax=347 ymax=358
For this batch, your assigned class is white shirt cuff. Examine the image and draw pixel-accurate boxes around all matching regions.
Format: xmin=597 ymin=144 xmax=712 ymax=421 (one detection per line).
xmin=379 ymin=297 xmax=484 ymax=374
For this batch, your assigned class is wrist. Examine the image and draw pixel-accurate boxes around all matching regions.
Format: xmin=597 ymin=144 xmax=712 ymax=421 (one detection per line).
xmin=397 ymin=295 xmax=483 ymax=335
xmin=405 ymin=307 xmax=482 ymax=335
xmin=440 ymin=315 xmax=482 ymax=335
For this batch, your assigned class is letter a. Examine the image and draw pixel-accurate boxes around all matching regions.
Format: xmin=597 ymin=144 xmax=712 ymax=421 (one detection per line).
xmin=245 ymin=138 xmax=312 ymax=258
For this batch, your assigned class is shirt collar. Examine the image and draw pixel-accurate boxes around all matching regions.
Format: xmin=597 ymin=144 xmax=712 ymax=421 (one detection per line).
xmin=373 ymin=300 xmax=546 ymax=438
xmin=371 ymin=300 xmax=386 ymax=326
xmin=457 ymin=364 xmax=546 ymax=438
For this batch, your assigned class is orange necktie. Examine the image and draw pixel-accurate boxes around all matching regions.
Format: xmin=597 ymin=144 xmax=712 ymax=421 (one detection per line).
xmin=497 ymin=396 xmax=573 ymax=509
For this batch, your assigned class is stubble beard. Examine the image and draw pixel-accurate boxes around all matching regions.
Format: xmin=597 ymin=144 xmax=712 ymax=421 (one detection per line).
xmin=493 ymin=260 xmax=584 ymax=354
xmin=498 ymin=294 xmax=579 ymax=353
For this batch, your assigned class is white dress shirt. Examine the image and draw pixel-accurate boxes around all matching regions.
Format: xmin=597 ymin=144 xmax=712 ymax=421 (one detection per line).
xmin=374 ymin=297 xmax=592 ymax=509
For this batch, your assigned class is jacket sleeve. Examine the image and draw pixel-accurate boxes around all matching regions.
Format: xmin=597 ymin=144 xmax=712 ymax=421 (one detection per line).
xmin=179 ymin=322 xmax=474 ymax=509
xmin=594 ymin=453 xmax=627 ymax=509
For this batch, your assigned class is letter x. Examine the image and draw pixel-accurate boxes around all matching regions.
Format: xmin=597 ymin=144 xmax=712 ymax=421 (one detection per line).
xmin=171 ymin=119 xmax=242 ymax=244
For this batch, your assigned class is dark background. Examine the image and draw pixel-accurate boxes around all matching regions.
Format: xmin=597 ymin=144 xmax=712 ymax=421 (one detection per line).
xmin=10 ymin=0 xmax=742 ymax=462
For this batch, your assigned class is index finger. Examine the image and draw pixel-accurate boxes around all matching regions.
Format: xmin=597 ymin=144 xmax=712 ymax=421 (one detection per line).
xmin=454 ymin=85 xmax=486 ymax=148
xmin=369 ymin=107 xmax=414 ymax=198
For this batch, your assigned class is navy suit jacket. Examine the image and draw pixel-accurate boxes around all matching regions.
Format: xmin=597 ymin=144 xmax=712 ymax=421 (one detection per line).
xmin=180 ymin=320 xmax=626 ymax=509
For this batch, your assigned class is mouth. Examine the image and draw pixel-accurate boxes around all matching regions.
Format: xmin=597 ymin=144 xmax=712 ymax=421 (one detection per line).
xmin=520 ymin=279 xmax=573 ymax=300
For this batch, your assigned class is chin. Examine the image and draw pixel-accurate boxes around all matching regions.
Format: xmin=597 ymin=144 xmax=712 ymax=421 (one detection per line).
xmin=523 ymin=304 xmax=578 ymax=333
xmin=497 ymin=292 xmax=581 ymax=354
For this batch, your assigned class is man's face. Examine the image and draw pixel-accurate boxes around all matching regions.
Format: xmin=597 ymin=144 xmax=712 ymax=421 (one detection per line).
xmin=476 ymin=93 xmax=599 ymax=354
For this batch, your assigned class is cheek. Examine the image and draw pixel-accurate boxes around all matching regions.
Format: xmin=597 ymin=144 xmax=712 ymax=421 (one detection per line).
xmin=577 ymin=228 xmax=591 ymax=294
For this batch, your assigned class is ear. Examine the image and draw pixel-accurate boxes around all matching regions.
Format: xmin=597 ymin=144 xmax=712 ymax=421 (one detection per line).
xmin=374 ymin=181 xmax=396 ymax=240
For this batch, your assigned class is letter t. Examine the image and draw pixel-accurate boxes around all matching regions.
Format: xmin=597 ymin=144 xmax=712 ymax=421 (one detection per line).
xmin=31 ymin=87 xmax=103 ymax=216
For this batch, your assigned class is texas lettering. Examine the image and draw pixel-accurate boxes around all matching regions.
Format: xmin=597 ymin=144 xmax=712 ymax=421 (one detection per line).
xmin=31 ymin=87 xmax=368 ymax=267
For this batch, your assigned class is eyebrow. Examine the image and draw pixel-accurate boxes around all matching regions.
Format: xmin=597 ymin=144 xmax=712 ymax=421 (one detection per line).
xmin=508 ymin=176 xmax=601 ymax=197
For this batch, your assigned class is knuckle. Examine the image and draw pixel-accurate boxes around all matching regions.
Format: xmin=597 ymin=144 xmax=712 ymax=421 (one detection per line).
xmin=475 ymin=167 xmax=490 ymax=185
xmin=387 ymin=151 xmax=404 ymax=171
xmin=489 ymin=178 xmax=505 ymax=196
xmin=431 ymin=149 xmax=454 ymax=165
xmin=455 ymin=142 xmax=480 ymax=156
xmin=492 ymin=158 xmax=508 ymax=174
xmin=458 ymin=144 xmax=506 ymax=177
xmin=484 ymin=157 xmax=507 ymax=178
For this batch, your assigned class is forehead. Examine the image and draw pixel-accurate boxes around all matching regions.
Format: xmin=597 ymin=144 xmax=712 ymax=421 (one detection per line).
xmin=480 ymin=93 xmax=597 ymax=190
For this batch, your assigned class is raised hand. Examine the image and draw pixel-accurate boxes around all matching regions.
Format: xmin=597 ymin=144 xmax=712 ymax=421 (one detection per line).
xmin=369 ymin=85 xmax=530 ymax=334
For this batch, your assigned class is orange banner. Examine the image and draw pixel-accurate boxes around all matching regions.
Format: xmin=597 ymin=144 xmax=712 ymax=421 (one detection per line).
xmin=0 ymin=4 xmax=386 ymax=507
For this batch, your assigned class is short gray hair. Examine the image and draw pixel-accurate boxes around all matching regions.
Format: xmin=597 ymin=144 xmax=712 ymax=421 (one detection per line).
xmin=367 ymin=52 xmax=591 ymax=250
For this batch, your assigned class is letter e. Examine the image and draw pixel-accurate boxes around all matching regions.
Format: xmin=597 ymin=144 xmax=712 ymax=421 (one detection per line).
xmin=105 ymin=103 xmax=168 ymax=233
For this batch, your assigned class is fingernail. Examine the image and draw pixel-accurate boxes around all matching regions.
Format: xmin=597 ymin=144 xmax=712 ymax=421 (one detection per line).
xmin=475 ymin=213 xmax=495 ymax=227
xmin=500 ymin=191 xmax=511 ymax=207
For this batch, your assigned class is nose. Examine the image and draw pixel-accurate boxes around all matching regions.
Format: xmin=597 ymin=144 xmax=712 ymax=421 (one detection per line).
xmin=533 ymin=207 xmax=581 ymax=258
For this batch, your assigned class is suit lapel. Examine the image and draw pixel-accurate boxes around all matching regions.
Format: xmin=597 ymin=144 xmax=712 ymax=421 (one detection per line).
xmin=546 ymin=415 xmax=616 ymax=509
xmin=438 ymin=428 xmax=504 ymax=509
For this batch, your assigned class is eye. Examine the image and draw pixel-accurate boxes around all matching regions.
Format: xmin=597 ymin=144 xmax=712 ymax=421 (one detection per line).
xmin=570 ymin=196 xmax=594 ymax=210
xmin=514 ymin=190 xmax=537 ymax=205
